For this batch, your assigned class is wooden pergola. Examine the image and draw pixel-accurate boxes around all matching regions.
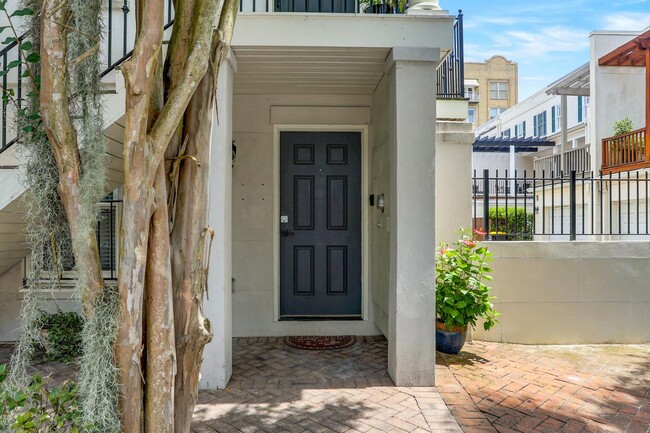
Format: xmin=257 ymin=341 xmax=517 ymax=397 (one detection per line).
xmin=599 ymin=30 xmax=650 ymax=173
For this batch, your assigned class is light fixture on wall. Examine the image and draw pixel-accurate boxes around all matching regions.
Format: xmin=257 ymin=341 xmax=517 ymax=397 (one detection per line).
xmin=377 ymin=193 xmax=385 ymax=213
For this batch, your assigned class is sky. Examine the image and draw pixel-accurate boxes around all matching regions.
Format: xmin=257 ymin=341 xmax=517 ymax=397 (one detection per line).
xmin=452 ymin=0 xmax=650 ymax=100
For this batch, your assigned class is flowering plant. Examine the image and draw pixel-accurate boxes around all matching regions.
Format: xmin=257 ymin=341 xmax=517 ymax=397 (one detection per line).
xmin=436 ymin=228 xmax=499 ymax=331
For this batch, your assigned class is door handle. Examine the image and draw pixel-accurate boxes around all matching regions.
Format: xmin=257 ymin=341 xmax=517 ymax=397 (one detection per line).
xmin=281 ymin=229 xmax=295 ymax=237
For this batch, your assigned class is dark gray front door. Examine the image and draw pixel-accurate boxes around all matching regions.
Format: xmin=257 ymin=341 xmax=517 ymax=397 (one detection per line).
xmin=280 ymin=132 xmax=362 ymax=318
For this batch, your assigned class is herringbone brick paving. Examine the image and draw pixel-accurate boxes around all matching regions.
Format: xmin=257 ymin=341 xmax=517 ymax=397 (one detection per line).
xmin=436 ymin=341 xmax=650 ymax=433
xmin=192 ymin=336 xmax=463 ymax=433
xmin=5 ymin=338 xmax=647 ymax=432
xmin=1 ymin=338 xmax=463 ymax=432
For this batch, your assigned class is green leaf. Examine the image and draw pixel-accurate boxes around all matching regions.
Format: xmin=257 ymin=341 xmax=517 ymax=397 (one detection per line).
xmin=6 ymin=59 xmax=20 ymax=70
xmin=1 ymin=36 xmax=16 ymax=45
xmin=455 ymin=301 xmax=467 ymax=309
xmin=20 ymin=41 xmax=32 ymax=51
xmin=25 ymin=53 xmax=40 ymax=63
xmin=11 ymin=8 xmax=34 ymax=17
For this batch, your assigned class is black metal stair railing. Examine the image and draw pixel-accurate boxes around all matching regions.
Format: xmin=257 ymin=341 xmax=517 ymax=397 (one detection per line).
xmin=0 ymin=0 xmax=175 ymax=154
xmin=436 ymin=10 xmax=464 ymax=100
xmin=0 ymin=2 xmax=465 ymax=153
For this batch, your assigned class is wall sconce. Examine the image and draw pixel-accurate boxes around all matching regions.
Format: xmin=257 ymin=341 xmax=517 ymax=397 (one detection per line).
xmin=377 ymin=193 xmax=385 ymax=213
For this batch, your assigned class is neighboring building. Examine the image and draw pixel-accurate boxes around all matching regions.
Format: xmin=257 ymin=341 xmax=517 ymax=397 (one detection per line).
xmin=0 ymin=1 xmax=470 ymax=389
xmin=465 ymin=55 xmax=518 ymax=128
xmin=473 ymin=64 xmax=590 ymax=176
xmin=472 ymin=27 xmax=650 ymax=241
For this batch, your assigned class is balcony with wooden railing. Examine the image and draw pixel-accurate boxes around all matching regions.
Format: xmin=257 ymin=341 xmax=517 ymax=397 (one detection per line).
xmin=601 ymin=127 xmax=648 ymax=174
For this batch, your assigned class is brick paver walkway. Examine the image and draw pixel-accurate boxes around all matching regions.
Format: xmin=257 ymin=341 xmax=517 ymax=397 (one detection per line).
xmin=1 ymin=338 xmax=463 ymax=432
xmin=193 ymin=337 xmax=462 ymax=432
xmin=436 ymin=341 xmax=650 ymax=433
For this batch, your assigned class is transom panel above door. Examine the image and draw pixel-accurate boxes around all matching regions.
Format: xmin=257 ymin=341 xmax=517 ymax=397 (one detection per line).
xmin=279 ymin=131 xmax=362 ymax=319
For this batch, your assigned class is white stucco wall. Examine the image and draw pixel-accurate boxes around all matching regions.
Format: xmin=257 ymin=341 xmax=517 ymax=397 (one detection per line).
xmin=435 ymin=121 xmax=473 ymax=245
xmin=0 ymin=260 xmax=24 ymax=342
xmin=590 ymin=31 xmax=647 ymax=172
xmin=369 ymin=75 xmax=392 ymax=337
xmin=473 ymin=241 xmax=650 ymax=344
xmin=0 ymin=259 xmax=81 ymax=342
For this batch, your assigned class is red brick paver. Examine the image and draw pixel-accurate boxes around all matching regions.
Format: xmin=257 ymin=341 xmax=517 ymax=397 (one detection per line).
xmin=436 ymin=341 xmax=650 ymax=433
xmin=1 ymin=339 xmax=464 ymax=432
xmin=193 ymin=337 xmax=462 ymax=433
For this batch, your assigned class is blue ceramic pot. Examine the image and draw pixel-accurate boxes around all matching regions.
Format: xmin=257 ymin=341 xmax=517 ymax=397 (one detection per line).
xmin=436 ymin=321 xmax=467 ymax=354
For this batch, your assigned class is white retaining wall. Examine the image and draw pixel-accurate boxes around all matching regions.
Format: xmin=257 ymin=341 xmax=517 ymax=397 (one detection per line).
xmin=473 ymin=241 xmax=650 ymax=344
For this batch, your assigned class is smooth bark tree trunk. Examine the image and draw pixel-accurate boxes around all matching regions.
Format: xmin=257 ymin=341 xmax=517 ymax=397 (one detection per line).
xmin=117 ymin=1 xmax=164 ymax=431
xmin=145 ymin=164 xmax=176 ymax=433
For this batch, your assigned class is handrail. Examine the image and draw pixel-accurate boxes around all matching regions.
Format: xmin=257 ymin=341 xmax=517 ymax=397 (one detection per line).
xmin=0 ymin=1 xmax=175 ymax=154
xmin=436 ymin=10 xmax=464 ymax=99
xmin=601 ymin=127 xmax=648 ymax=174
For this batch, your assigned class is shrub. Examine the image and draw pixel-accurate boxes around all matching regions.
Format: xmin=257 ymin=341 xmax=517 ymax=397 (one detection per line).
xmin=436 ymin=229 xmax=500 ymax=331
xmin=39 ymin=311 xmax=84 ymax=363
xmin=0 ymin=364 xmax=88 ymax=432
xmin=488 ymin=207 xmax=533 ymax=240
xmin=613 ymin=117 xmax=634 ymax=136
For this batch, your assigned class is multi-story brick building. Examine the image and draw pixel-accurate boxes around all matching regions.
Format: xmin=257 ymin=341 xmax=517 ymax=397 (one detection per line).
xmin=465 ymin=55 xmax=518 ymax=128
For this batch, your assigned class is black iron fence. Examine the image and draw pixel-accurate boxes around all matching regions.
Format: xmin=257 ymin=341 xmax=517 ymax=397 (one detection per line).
xmin=436 ymin=10 xmax=464 ymax=99
xmin=473 ymin=169 xmax=650 ymax=240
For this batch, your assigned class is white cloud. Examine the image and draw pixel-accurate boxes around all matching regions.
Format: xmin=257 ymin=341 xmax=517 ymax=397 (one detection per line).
xmin=603 ymin=12 xmax=650 ymax=30
xmin=465 ymin=25 xmax=590 ymax=63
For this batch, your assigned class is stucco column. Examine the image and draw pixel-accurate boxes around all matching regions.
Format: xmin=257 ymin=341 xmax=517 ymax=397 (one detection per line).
xmin=435 ymin=120 xmax=474 ymax=245
xmin=200 ymin=54 xmax=236 ymax=390
xmin=386 ymin=47 xmax=439 ymax=386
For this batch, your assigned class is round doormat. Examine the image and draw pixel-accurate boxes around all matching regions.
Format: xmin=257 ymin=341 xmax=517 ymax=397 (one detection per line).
xmin=284 ymin=335 xmax=357 ymax=350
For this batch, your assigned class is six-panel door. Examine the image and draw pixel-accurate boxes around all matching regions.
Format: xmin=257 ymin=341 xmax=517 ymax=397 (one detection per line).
xmin=279 ymin=132 xmax=362 ymax=318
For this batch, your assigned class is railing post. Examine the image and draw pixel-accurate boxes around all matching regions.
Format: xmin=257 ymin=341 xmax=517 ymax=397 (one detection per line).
xmin=483 ymin=169 xmax=490 ymax=240
xmin=457 ymin=10 xmax=464 ymax=90
xmin=570 ymin=170 xmax=577 ymax=241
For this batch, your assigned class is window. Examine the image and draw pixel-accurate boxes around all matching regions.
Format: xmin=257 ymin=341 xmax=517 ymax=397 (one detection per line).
xmin=490 ymin=107 xmax=505 ymax=119
xmin=578 ymin=96 xmax=589 ymax=123
xmin=502 ymin=129 xmax=511 ymax=138
xmin=551 ymin=105 xmax=561 ymax=133
xmin=514 ymin=121 xmax=526 ymax=138
xmin=489 ymin=81 xmax=508 ymax=100
xmin=468 ymin=108 xmax=476 ymax=124
xmin=97 ymin=204 xmax=117 ymax=272
xmin=43 ymin=194 xmax=118 ymax=276
xmin=533 ymin=111 xmax=547 ymax=137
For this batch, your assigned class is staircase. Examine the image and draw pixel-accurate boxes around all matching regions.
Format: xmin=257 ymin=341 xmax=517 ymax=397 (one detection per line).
xmin=0 ymin=2 xmax=177 ymax=277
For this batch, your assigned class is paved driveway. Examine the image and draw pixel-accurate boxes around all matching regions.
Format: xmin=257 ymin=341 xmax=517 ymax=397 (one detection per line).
xmin=436 ymin=341 xmax=650 ymax=433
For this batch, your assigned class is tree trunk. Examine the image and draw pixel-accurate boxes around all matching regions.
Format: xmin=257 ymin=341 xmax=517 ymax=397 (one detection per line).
xmin=172 ymin=2 xmax=238 ymax=429
xmin=145 ymin=164 xmax=176 ymax=433
xmin=116 ymin=0 xmax=164 ymax=431
xmin=39 ymin=0 xmax=105 ymax=311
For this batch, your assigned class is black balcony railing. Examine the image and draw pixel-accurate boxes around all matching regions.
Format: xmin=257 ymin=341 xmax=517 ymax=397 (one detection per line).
xmin=1 ymin=2 xmax=464 ymax=153
xmin=258 ymin=0 xmax=405 ymax=13
xmin=473 ymin=169 xmax=650 ymax=241
xmin=436 ymin=10 xmax=464 ymax=99
xmin=0 ymin=1 xmax=175 ymax=154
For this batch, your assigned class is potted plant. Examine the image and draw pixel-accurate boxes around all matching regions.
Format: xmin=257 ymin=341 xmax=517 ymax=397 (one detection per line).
xmin=435 ymin=228 xmax=499 ymax=354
